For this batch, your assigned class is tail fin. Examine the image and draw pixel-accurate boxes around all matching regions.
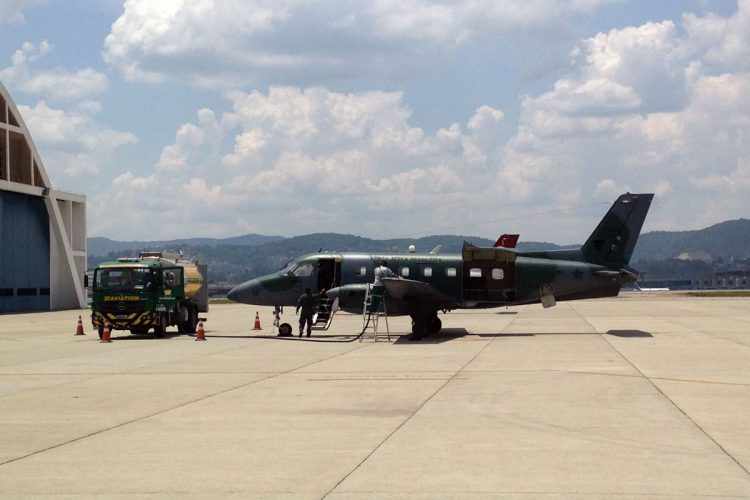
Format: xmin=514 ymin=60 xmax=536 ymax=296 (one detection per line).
xmin=582 ymin=193 xmax=654 ymax=267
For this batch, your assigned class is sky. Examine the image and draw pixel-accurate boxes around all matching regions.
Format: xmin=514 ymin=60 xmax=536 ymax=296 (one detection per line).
xmin=0 ymin=0 xmax=747 ymax=243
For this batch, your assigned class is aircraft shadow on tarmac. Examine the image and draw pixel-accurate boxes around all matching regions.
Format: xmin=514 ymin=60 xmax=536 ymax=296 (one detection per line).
xmin=110 ymin=328 xmax=652 ymax=342
xmin=605 ymin=329 xmax=653 ymax=338
xmin=394 ymin=328 xmax=469 ymax=344
xmin=471 ymin=329 xmax=653 ymax=339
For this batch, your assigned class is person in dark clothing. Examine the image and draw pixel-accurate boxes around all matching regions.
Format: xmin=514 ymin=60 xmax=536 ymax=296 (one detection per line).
xmin=296 ymin=288 xmax=317 ymax=337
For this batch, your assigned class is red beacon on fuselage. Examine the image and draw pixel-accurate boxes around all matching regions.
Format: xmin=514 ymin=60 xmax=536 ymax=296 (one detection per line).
xmin=494 ymin=234 xmax=520 ymax=249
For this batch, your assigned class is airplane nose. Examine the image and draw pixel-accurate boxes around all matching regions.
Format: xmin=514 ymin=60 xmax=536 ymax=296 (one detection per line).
xmin=227 ymin=279 xmax=260 ymax=303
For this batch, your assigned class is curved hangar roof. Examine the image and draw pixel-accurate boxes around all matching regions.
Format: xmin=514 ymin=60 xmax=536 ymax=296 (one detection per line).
xmin=0 ymin=82 xmax=87 ymax=310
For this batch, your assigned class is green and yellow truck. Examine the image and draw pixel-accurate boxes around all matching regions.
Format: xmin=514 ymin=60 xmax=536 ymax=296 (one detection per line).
xmin=91 ymin=252 xmax=208 ymax=337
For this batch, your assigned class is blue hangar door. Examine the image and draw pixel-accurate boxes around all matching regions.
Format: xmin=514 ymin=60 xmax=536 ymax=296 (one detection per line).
xmin=0 ymin=190 xmax=50 ymax=312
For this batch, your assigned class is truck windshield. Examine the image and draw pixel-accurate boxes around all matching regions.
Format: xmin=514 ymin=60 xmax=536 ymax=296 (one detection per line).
xmin=95 ymin=268 xmax=154 ymax=291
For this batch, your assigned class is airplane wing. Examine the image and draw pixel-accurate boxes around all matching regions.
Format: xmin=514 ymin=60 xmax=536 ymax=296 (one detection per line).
xmin=381 ymin=278 xmax=451 ymax=304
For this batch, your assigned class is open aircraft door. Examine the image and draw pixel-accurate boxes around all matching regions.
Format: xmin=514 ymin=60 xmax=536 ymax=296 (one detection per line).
xmin=317 ymin=256 xmax=342 ymax=293
xmin=461 ymin=242 xmax=516 ymax=303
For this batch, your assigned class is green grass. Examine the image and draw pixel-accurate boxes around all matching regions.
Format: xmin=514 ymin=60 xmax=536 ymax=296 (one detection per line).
xmin=683 ymin=291 xmax=750 ymax=298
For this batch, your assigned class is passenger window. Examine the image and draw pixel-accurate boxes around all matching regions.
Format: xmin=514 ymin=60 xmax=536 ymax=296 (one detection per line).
xmin=401 ymin=267 xmax=410 ymax=277
xmin=492 ymin=268 xmax=504 ymax=280
xmin=292 ymin=263 xmax=314 ymax=277
xmin=360 ymin=266 xmax=367 ymax=277
xmin=470 ymin=268 xmax=482 ymax=278
xmin=446 ymin=267 xmax=457 ymax=277
xmin=423 ymin=267 xmax=432 ymax=278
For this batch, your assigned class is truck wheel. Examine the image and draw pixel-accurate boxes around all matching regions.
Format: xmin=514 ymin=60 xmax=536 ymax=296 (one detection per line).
xmin=188 ymin=308 xmax=198 ymax=334
xmin=154 ymin=315 xmax=166 ymax=337
xmin=278 ymin=323 xmax=293 ymax=337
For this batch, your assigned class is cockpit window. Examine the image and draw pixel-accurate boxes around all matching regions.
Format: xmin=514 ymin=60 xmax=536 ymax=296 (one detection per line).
xmin=292 ymin=263 xmax=314 ymax=277
xmin=279 ymin=261 xmax=295 ymax=274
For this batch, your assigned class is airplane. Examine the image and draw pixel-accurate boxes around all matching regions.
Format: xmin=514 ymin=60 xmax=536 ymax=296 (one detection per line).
xmin=228 ymin=193 xmax=654 ymax=339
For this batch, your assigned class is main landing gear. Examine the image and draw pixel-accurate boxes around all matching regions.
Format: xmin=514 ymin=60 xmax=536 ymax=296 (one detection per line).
xmin=410 ymin=312 xmax=442 ymax=341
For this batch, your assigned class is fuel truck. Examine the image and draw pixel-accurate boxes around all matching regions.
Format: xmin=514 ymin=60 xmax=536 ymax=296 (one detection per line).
xmin=91 ymin=252 xmax=208 ymax=337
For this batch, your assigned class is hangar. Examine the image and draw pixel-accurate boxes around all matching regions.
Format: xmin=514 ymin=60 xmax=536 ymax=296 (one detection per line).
xmin=0 ymin=83 xmax=86 ymax=312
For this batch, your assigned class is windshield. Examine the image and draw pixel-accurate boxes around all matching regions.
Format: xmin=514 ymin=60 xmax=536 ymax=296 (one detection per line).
xmin=279 ymin=261 xmax=296 ymax=274
xmin=95 ymin=267 xmax=155 ymax=291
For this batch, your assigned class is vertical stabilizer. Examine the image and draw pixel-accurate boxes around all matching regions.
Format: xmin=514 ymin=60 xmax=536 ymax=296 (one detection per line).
xmin=582 ymin=193 xmax=654 ymax=267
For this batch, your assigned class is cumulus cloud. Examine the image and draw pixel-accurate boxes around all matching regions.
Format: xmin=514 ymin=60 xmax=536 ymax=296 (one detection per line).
xmin=18 ymin=100 xmax=137 ymax=177
xmin=103 ymin=0 xmax=617 ymax=86
xmin=91 ymin=87 xmax=506 ymax=238
xmin=0 ymin=0 xmax=40 ymax=24
xmin=87 ymin=0 xmax=750 ymax=240
xmin=497 ymin=0 xmax=750 ymax=231
xmin=0 ymin=41 xmax=108 ymax=101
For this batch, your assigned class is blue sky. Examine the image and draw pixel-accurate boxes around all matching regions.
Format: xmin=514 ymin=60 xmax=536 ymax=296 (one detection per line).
xmin=1 ymin=0 xmax=748 ymax=243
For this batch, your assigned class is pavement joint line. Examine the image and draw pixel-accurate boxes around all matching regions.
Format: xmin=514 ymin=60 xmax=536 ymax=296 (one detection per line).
xmin=598 ymin=333 xmax=750 ymax=478
xmin=569 ymin=302 xmax=750 ymax=475
xmin=0 ymin=332 xmax=328 ymax=401
xmin=665 ymin=316 xmax=750 ymax=350
xmin=320 ymin=338 xmax=495 ymax=500
xmin=0 ymin=342 xmax=371 ymax=469
xmin=569 ymin=301 xmax=750 ymax=476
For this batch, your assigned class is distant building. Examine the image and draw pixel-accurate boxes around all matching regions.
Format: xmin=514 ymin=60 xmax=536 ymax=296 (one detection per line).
xmin=0 ymin=83 xmax=86 ymax=312
xmin=694 ymin=271 xmax=750 ymax=290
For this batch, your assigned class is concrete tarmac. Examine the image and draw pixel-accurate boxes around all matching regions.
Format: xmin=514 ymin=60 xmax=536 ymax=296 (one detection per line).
xmin=1 ymin=295 xmax=749 ymax=498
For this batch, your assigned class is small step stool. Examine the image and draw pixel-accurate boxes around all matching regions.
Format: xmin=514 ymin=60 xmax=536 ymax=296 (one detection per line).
xmin=361 ymin=284 xmax=390 ymax=342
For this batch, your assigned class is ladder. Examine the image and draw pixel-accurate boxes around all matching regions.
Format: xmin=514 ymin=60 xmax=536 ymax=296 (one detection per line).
xmin=312 ymin=296 xmax=337 ymax=330
xmin=361 ymin=284 xmax=390 ymax=342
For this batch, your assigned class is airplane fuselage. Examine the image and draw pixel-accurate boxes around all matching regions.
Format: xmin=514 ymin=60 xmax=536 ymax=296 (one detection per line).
xmin=228 ymin=249 xmax=630 ymax=315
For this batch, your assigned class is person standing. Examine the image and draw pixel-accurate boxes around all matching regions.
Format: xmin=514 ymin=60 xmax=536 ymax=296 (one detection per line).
xmin=296 ymin=288 xmax=317 ymax=337
xmin=371 ymin=260 xmax=395 ymax=312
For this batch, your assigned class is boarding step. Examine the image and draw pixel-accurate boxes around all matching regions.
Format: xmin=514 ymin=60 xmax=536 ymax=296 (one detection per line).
xmin=312 ymin=297 xmax=337 ymax=330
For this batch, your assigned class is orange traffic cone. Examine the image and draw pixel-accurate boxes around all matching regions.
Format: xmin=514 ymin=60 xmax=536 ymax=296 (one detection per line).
xmin=100 ymin=323 xmax=112 ymax=343
xmin=253 ymin=312 xmax=262 ymax=331
xmin=75 ymin=315 xmax=85 ymax=336
xmin=195 ymin=321 xmax=206 ymax=341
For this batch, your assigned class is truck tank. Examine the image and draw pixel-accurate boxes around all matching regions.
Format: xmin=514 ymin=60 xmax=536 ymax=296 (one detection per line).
xmin=140 ymin=252 xmax=208 ymax=313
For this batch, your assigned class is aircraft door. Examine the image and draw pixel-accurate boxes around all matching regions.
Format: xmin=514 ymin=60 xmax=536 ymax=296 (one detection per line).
xmin=317 ymin=258 xmax=341 ymax=293
xmin=462 ymin=244 xmax=516 ymax=303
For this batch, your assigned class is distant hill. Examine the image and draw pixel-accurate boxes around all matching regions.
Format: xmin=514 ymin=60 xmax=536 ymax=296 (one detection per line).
xmin=87 ymin=218 xmax=750 ymax=284
xmin=88 ymin=234 xmax=284 ymax=257
xmin=632 ymin=219 xmax=750 ymax=262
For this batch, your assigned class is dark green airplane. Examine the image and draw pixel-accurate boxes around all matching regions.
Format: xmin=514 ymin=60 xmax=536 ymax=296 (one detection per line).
xmin=228 ymin=193 xmax=653 ymax=338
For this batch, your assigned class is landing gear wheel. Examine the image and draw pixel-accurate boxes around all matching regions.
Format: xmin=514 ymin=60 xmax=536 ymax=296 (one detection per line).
xmin=429 ymin=316 xmax=442 ymax=335
xmin=278 ymin=323 xmax=293 ymax=337
xmin=410 ymin=321 xmax=427 ymax=341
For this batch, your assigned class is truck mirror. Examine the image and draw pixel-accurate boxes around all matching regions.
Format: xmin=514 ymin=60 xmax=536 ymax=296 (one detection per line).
xmin=84 ymin=274 xmax=89 ymax=288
